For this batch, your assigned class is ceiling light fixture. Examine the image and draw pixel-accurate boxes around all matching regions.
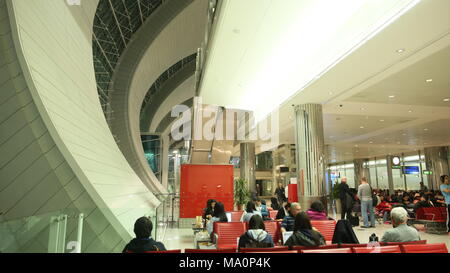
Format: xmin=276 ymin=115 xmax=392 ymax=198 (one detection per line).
xmin=426 ymin=79 xmax=433 ymax=83
xmin=424 ymin=128 xmax=428 ymax=131
xmin=379 ymin=119 xmax=385 ymax=122
xmin=360 ymin=126 xmax=365 ymax=129
xmin=389 ymin=95 xmax=395 ymax=98
xmin=444 ymin=98 xmax=450 ymax=102
xmin=396 ymin=48 xmax=405 ymax=53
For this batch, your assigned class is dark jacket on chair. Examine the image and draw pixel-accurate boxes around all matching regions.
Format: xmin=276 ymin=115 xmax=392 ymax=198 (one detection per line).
xmin=122 ymin=238 xmax=166 ymax=253
xmin=332 ymin=219 xmax=359 ymax=244
xmin=284 ymin=229 xmax=325 ymax=248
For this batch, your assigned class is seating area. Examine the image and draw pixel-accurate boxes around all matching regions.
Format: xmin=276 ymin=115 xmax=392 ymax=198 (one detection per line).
xmin=152 ymin=243 xmax=448 ymax=253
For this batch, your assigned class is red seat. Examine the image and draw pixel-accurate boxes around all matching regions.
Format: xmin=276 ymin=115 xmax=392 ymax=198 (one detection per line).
xmin=353 ymin=245 xmax=401 ymax=253
xmin=384 ymin=240 xmax=427 ymax=246
xmin=311 ymin=220 xmax=336 ymax=243
xmin=401 ymin=243 xmax=448 ymax=253
xmin=214 ymin=222 xmax=247 ymax=249
xmin=264 ymin=221 xmax=282 ymax=245
xmin=301 ymin=248 xmax=352 ymax=253
xmin=248 ymin=250 xmax=298 ymax=253
xmin=416 ymin=207 xmax=447 ymax=222
xmin=339 ymin=243 xmax=368 ymax=248
xmin=292 ymin=244 xmax=339 ymax=251
xmin=185 ymin=248 xmax=236 ymax=253
xmin=240 ymin=246 xmax=289 ymax=253
xmin=229 ymin=211 xmax=244 ymax=222
xmin=269 ymin=210 xmax=278 ymax=219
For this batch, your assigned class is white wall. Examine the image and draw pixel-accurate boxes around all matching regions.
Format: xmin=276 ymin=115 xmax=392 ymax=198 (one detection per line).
xmin=1 ymin=0 xmax=160 ymax=251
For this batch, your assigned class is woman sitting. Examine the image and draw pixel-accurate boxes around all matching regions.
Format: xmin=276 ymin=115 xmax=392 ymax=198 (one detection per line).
xmin=241 ymin=201 xmax=262 ymax=222
xmin=206 ymin=202 xmax=228 ymax=234
xmin=275 ymin=202 xmax=290 ymax=220
xmin=202 ymin=199 xmax=216 ymax=220
xmin=284 ymin=212 xmax=325 ymax=249
xmin=375 ymin=195 xmax=392 ymax=223
xmin=270 ymin=197 xmax=281 ymax=211
xmin=238 ymin=215 xmax=274 ymax=250
xmin=306 ymin=200 xmax=327 ymax=220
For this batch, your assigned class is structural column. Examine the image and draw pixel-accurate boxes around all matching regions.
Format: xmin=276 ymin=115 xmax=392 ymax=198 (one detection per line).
xmin=161 ymin=134 xmax=170 ymax=190
xmin=386 ymin=155 xmax=395 ymax=193
xmin=354 ymin=158 xmax=371 ymax=186
xmin=424 ymin=146 xmax=449 ymax=190
xmin=240 ymin=142 xmax=256 ymax=194
xmin=294 ymin=104 xmax=327 ymax=210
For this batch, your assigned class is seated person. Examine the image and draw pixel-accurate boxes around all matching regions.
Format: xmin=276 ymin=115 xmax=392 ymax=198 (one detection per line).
xmin=435 ymin=193 xmax=447 ymax=207
xmin=306 ymin=200 xmax=328 ymax=220
xmin=375 ymin=195 xmax=392 ymax=223
xmin=284 ymin=212 xmax=325 ymax=248
xmin=202 ymin=199 xmax=216 ymax=220
xmin=281 ymin=203 xmax=301 ymax=233
xmin=381 ymin=207 xmax=420 ymax=243
xmin=241 ymin=201 xmax=262 ymax=222
xmin=275 ymin=202 xmax=290 ymax=220
xmin=255 ymin=198 xmax=269 ymax=219
xmin=122 ymin=217 xmax=166 ymax=253
xmin=238 ymin=215 xmax=274 ymax=250
xmin=206 ymin=202 xmax=228 ymax=234
xmin=270 ymin=197 xmax=281 ymax=211
xmin=414 ymin=194 xmax=435 ymax=211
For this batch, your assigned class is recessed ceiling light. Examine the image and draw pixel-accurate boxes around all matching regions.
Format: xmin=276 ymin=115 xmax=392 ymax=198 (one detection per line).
xmin=360 ymin=126 xmax=365 ymax=129
xmin=444 ymin=98 xmax=450 ymax=102
xmin=379 ymin=119 xmax=385 ymax=122
xmin=354 ymin=145 xmax=359 ymax=147
xmin=402 ymin=133 xmax=406 ymax=136
xmin=424 ymin=128 xmax=428 ymax=131
xmin=329 ymin=92 xmax=333 ymax=95
xmin=396 ymin=48 xmax=405 ymax=53
xmin=388 ymin=95 xmax=395 ymax=98
xmin=408 ymin=110 xmax=413 ymax=113
xmin=361 ymin=108 xmax=365 ymax=111
xmin=426 ymin=79 xmax=433 ymax=83
xmin=369 ymin=141 xmax=373 ymax=144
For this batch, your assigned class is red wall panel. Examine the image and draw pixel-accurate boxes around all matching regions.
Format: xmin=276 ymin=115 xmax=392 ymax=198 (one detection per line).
xmin=179 ymin=164 xmax=234 ymax=218
xmin=288 ymin=184 xmax=298 ymax=203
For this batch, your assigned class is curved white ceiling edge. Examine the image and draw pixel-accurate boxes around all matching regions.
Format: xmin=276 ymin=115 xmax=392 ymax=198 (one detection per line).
xmin=8 ymin=0 xmax=159 ymax=239
xmin=149 ymin=75 xmax=196 ymax=133
xmin=123 ymin=0 xmax=207 ymax=193
xmin=200 ymin=0 xmax=421 ymax=123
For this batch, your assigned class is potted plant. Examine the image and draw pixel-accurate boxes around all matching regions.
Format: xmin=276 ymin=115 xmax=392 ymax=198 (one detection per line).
xmin=234 ymin=178 xmax=250 ymax=210
xmin=331 ymin=182 xmax=341 ymax=214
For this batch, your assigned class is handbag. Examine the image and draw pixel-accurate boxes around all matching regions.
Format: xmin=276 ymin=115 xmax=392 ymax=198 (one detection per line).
xmin=348 ymin=213 xmax=359 ymax=227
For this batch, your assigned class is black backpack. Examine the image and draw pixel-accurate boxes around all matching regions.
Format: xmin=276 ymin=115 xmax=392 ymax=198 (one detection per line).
xmin=369 ymin=185 xmax=378 ymax=207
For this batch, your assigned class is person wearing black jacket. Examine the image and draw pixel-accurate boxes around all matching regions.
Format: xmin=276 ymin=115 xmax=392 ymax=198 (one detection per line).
xmin=202 ymin=199 xmax=216 ymax=220
xmin=339 ymin=177 xmax=353 ymax=220
xmin=238 ymin=215 xmax=274 ymax=250
xmin=123 ymin=217 xmax=166 ymax=253
xmin=285 ymin=212 xmax=325 ymax=248
xmin=275 ymin=202 xmax=291 ymax=220
xmin=275 ymin=182 xmax=287 ymax=204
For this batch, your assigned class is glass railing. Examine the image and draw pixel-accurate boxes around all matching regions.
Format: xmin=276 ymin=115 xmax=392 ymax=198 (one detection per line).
xmin=0 ymin=209 xmax=84 ymax=253
xmin=153 ymin=193 xmax=180 ymax=241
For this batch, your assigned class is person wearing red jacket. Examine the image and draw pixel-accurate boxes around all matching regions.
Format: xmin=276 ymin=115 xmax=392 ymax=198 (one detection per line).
xmin=376 ymin=195 xmax=392 ymax=223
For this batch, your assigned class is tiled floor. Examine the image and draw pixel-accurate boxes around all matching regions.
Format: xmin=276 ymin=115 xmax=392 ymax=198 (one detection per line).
xmin=160 ymin=223 xmax=450 ymax=251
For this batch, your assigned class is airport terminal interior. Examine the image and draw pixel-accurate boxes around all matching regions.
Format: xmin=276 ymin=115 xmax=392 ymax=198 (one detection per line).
xmin=1 ymin=0 xmax=450 ymax=254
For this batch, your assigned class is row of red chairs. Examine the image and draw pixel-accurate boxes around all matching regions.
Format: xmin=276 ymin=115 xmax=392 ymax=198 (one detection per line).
xmin=147 ymin=243 xmax=448 ymax=253
xmin=213 ymin=219 xmax=336 ymax=249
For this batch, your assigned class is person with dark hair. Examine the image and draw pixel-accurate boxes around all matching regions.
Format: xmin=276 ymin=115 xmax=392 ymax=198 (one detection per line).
xmin=206 ymin=202 xmax=228 ymax=234
xmin=202 ymin=199 xmax=216 ymax=220
xmin=270 ymin=197 xmax=280 ymax=210
xmin=122 ymin=217 xmax=166 ymax=253
xmin=238 ymin=215 xmax=274 ymax=250
xmin=306 ymin=200 xmax=327 ymax=220
xmin=275 ymin=202 xmax=290 ymax=220
xmin=275 ymin=182 xmax=287 ymax=204
xmin=284 ymin=212 xmax=325 ymax=248
xmin=255 ymin=198 xmax=269 ymax=219
xmin=241 ymin=201 xmax=261 ymax=222
xmin=439 ymin=174 xmax=450 ymax=233
xmin=281 ymin=202 xmax=301 ymax=233
xmin=339 ymin=177 xmax=354 ymax=220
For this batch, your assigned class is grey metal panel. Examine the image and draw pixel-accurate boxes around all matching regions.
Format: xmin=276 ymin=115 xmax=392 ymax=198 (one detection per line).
xmin=108 ymin=0 xmax=193 ymax=194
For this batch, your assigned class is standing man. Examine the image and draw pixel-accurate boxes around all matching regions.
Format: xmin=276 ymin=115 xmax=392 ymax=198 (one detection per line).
xmin=275 ymin=182 xmax=287 ymax=205
xmin=339 ymin=177 xmax=353 ymax=220
xmin=439 ymin=175 xmax=450 ymax=233
xmin=357 ymin=177 xmax=375 ymax=228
